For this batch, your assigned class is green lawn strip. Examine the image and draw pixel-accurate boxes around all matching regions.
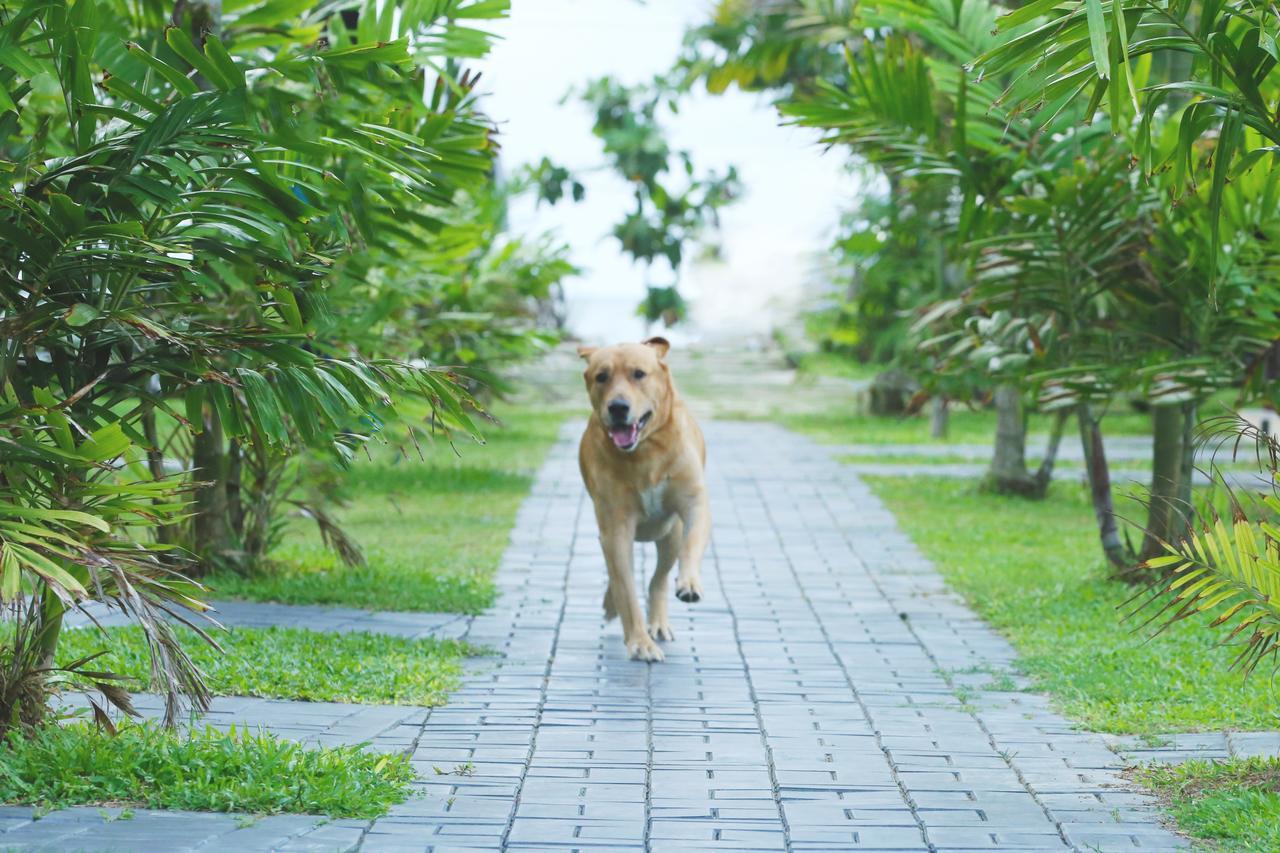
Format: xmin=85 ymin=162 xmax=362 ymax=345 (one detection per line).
xmin=867 ymin=476 xmax=1280 ymax=734
xmin=210 ymin=407 xmax=566 ymax=614
xmin=60 ymin=626 xmax=477 ymax=706
xmin=0 ymin=722 xmax=413 ymax=818
xmin=1135 ymin=758 xmax=1280 ymax=851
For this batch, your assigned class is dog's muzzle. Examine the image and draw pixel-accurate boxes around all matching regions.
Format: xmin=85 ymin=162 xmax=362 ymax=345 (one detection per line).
xmin=608 ymin=411 xmax=652 ymax=452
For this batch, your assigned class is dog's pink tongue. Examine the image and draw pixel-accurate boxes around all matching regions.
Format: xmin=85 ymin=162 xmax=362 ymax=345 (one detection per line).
xmin=610 ymin=423 xmax=638 ymax=448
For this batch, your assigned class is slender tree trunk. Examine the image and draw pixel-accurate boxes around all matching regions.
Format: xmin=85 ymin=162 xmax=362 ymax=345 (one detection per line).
xmin=226 ymin=439 xmax=244 ymax=543
xmin=929 ymin=396 xmax=949 ymax=439
xmin=35 ymin=585 xmax=64 ymax=671
xmin=1139 ymin=404 xmax=1186 ymax=562
xmin=142 ymin=409 xmax=174 ymax=545
xmin=191 ymin=406 xmax=232 ymax=574
xmin=985 ymin=383 xmax=1037 ymax=495
xmin=1175 ymin=400 xmax=1197 ymax=529
xmin=1077 ymin=402 xmax=1132 ymax=570
xmin=1033 ymin=409 xmax=1070 ymax=492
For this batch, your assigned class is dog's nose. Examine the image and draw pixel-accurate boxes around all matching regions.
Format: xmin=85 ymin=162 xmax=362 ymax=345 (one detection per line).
xmin=607 ymin=399 xmax=630 ymax=422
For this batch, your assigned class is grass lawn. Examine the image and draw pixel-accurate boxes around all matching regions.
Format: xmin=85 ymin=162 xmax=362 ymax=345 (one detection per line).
xmin=209 ymin=407 xmax=565 ymax=613
xmin=0 ymin=723 xmax=413 ymax=817
xmin=868 ymin=476 xmax=1280 ymax=735
xmin=1137 ymin=758 xmax=1280 ymax=851
xmin=60 ymin=626 xmax=477 ymax=706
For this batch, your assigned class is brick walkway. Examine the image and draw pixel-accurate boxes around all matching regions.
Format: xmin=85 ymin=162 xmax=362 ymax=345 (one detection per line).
xmin=0 ymin=421 xmax=1192 ymax=851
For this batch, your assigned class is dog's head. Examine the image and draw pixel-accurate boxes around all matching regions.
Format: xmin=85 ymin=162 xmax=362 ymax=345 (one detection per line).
xmin=578 ymin=337 xmax=672 ymax=453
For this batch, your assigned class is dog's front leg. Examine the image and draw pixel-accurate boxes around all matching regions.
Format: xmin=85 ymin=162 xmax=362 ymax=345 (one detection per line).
xmin=599 ymin=520 xmax=664 ymax=662
xmin=646 ymin=523 xmax=681 ymax=642
xmin=674 ymin=490 xmax=710 ymax=604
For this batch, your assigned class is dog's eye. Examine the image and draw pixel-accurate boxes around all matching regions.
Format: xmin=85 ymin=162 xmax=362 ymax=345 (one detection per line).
xmin=633 ymin=369 xmax=646 ymax=380
xmin=595 ymin=371 xmax=608 ymax=383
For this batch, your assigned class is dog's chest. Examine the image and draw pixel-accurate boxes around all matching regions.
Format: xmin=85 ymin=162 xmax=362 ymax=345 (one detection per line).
xmin=638 ymin=480 xmax=669 ymax=521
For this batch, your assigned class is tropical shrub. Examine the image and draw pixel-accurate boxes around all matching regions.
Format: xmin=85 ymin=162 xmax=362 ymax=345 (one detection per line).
xmin=1131 ymin=415 xmax=1280 ymax=677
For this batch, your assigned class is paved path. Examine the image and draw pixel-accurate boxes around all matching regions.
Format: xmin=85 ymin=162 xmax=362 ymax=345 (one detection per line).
xmin=837 ymin=460 xmax=1265 ymax=491
xmin=66 ymin=599 xmax=471 ymax=640
xmin=829 ymin=439 xmax=1197 ymax=464
xmin=55 ymin=694 xmax=429 ymax=753
xmin=1108 ymin=730 xmax=1280 ymax=766
xmin=3 ymin=421 xmax=1194 ymax=851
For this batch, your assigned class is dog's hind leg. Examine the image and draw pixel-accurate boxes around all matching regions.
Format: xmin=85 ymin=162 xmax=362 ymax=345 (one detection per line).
xmin=647 ymin=521 xmax=682 ymax=642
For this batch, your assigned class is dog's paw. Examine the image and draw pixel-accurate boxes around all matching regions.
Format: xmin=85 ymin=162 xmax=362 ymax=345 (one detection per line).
xmin=675 ymin=576 xmax=703 ymax=604
xmin=648 ymin=617 xmax=675 ymax=642
xmin=627 ymin=636 xmax=665 ymax=663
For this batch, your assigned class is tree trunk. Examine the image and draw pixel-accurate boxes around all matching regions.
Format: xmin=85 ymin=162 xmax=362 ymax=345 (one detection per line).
xmin=142 ymin=409 xmax=174 ymax=545
xmin=985 ymin=384 xmax=1038 ymax=495
xmin=868 ymin=369 xmax=918 ymax=415
xmin=1175 ymin=400 xmax=1197 ymax=529
xmin=35 ymin=585 xmax=64 ymax=671
xmin=226 ymin=439 xmax=244 ymax=543
xmin=190 ymin=406 xmax=233 ymax=574
xmin=1032 ymin=410 xmax=1070 ymax=493
xmin=1139 ymin=403 xmax=1187 ymax=562
xmin=1078 ymin=402 xmax=1132 ymax=571
xmin=929 ymin=396 xmax=949 ymax=439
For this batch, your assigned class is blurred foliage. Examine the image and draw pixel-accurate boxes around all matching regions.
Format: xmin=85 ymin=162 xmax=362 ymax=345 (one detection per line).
xmin=534 ymin=75 xmax=740 ymax=328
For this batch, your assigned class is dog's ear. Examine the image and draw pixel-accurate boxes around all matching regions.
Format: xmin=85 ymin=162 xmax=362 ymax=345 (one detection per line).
xmin=576 ymin=345 xmax=598 ymax=360
xmin=642 ymin=337 xmax=670 ymax=360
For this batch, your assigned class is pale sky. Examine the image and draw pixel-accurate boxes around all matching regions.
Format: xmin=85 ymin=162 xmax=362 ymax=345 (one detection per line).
xmin=478 ymin=0 xmax=860 ymax=346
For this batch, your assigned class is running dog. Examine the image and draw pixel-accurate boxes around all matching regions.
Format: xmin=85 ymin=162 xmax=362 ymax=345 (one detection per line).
xmin=577 ymin=337 xmax=710 ymax=662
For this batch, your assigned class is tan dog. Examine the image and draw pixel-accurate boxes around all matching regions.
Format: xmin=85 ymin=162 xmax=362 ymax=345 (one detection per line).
xmin=577 ymin=337 xmax=710 ymax=662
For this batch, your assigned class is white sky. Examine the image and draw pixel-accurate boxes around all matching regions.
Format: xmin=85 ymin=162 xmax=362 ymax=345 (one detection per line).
xmin=478 ymin=0 xmax=861 ymax=345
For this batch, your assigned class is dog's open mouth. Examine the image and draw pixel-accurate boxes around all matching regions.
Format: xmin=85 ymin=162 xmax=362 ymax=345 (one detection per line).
xmin=609 ymin=411 xmax=652 ymax=451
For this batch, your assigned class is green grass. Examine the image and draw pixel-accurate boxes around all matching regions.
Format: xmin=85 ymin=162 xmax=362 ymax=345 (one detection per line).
xmin=59 ymin=626 xmax=477 ymax=706
xmin=781 ymin=406 xmax=1153 ymax=445
xmin=209 ymin=407 xmax=565 ymax=613
xmin=868 ymin=477 xmax=1280 ymax=734
xmin=0 ymin=722 xmax=413 ymax=817
xmin=1137 ymin=758 xmax=1280 ymax=851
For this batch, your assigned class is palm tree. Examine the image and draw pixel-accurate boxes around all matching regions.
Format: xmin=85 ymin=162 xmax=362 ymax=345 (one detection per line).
xmin=974 ymin=0 xmax=1280 ymax=269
